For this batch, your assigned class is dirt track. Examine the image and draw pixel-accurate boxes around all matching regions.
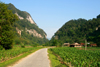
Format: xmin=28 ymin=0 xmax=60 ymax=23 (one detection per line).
xmin=11 ymin=48 xmax=50 ymax=67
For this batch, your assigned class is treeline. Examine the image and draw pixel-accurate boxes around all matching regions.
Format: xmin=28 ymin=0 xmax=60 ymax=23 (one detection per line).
xmin=14 ymin=31 xmax=48 ymax=46
xmin=49 ymin=15 xmax=100 ymax=47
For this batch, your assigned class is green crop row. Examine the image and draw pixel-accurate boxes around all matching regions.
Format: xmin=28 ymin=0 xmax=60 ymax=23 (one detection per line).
xmin=0 ymin=47 xmax=42 ymax=63
xmin=50 ymin=47 xmax=100 ymax=67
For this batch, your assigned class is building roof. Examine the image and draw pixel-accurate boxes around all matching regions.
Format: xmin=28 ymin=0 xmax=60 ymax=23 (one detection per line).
xmin=63 ymin=43 xmax=70 ymax=46
xmin=71 ymin=43 xmax=80 ymax=46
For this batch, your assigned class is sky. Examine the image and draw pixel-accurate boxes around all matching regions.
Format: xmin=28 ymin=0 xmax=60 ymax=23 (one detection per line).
xmin=1 ymin=0 xmax=100 ymax=38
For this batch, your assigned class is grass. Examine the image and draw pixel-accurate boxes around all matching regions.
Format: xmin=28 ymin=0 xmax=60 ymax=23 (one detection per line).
xmin=48 ymin=49 xmax=67 ymax=67
xmin=0 ymin=47 xmax=43 ymax=67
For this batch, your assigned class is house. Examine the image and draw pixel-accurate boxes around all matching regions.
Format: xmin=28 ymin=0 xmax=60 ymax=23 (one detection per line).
xmin=90 ymin=44 xmax=97 ymax=47
xmin=70 ymin=43 xmax=82 ymax=47
xmin=80 ymin=43 xmax=85 ymax=46
xmin=63 ymin=43 xmax=70 ymax=46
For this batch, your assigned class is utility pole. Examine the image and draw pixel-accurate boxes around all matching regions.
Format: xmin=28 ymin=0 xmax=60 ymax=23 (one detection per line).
xmin=85 ymin=34 xmax=87 ymax=50
xmin=85 ymin=39 xmax=87 ymax=50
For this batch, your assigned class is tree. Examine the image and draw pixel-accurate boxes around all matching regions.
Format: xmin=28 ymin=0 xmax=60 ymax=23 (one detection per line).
xmin=97 ymin=14 xmax=100 ymax=19
xmin=52 ymin=40 xmax=62 ymax=47
xmin=52 ymin=40 xmax=58 ymax=46
xmin=0 ymin=2 xmax=18 ymax=49
xmin=87 ymin=27 xmax=100 ymax=47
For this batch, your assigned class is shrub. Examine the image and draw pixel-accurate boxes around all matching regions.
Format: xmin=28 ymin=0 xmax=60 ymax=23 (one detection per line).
xmin=0 ymin=45 xmax=4 ymax=50
xmin=21 ymin=43 xmax=25 ymax=48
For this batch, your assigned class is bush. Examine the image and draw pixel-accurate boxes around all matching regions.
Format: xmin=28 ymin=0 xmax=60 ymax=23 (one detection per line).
xmin=21 ymin=45 xmax=25 ymax=48
xmin=21 ymin=43 xmax=25 ymax=48
xmin=31 ymin=44 xmax=37 ymax=47
xmin=0 ymin=45 xmax=4 ymax=50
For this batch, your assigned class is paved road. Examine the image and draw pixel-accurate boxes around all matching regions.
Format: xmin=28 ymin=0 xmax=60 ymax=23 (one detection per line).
xmin=12 ymin=48 xmax=50 ymax=67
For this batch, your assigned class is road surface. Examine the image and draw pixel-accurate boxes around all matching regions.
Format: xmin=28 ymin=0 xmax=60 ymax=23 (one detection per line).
xmin=11 ymin=48 xmax=50 ymax=67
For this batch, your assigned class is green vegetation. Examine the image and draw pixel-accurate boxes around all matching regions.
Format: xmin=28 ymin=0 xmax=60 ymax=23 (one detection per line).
xmin=7 ymin=3 xmax=48 ymax=45
xmin=0 ymin=46 xmax=43 ymax=67
xmin=50 ymin=47 xmax=100 ymax=67
xmin=0 ymin=2 xmax=18 ymax=49
xmin=7 ymin=3 xmax=29 ymax=19
xmin=87 ymin=27 xmax=100 ymax=47
xmin=48 ymin=49 xmax=67 ymax=67
xmin=50 ymin=16 xmax=100 ymax=46
xmin=1 ymin=2 xmax=49 ymax=47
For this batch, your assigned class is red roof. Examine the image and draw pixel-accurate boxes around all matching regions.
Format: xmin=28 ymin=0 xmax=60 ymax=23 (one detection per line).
xmin=90 ymin=44 xmax=97 ymax=46
xmin=80 ymin=43 xmax=85 ymax=46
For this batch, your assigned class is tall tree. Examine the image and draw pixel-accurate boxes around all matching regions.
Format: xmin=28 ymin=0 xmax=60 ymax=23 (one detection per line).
xmin=0 ymin=2 xmax=18 ymax=49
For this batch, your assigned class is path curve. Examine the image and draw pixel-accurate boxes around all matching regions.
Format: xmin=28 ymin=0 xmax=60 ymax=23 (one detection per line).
xmin=12 ymin=48 xmax=50 ymax=67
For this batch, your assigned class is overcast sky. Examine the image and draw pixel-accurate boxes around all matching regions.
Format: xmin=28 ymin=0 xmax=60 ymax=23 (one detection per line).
xmin=1 ymin=0 xmax=100 ymax=38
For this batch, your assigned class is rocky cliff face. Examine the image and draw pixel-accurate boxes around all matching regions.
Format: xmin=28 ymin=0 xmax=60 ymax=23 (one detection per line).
xmin=15 ymin=12 xmax=36 ymax=25
xmin=6 ymin=3 xmax=48 ymax=45
xmin=25 ymin=28 xmax=44 ymax=38
xmin=15 ymin=12 xmax=44 ymax=38
xmin=16 ymin=27 xmax=45 ymax=38
xmin=7 ymin=3 xmax=47 ymax=39
xmin=26 ymin=15 xmax=36 ymax=24
xmin=15 ymin=13 xmax=24 ymax=20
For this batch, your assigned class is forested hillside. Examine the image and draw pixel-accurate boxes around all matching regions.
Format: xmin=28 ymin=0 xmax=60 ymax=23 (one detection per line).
xmin=50 ymin=15 xmax=100 ymax=46
xmin=7 ymin=3 xmax=48 ymax=45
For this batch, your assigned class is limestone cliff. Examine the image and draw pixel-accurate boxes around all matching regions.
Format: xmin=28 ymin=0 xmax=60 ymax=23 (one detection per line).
xmin=7 ymin=3 xmax=48 ymax=45
xmin=25 ymin=28 xmax=44 ymax=38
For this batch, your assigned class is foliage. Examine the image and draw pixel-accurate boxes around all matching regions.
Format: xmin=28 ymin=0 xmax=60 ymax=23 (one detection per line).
xmin=50 ymin=16 xmax=100 ymax=46
xmin=7 ymin=3 xmax=29 ymax=19
xmin=0 ymin=2 xmax=18 ymax=49
xmin=31 ymin=43 xmax=39 ymax=47
xmin=21 ymin=43 xmax=25 ymax=48
xmin=50 ymin=47 xmax=100 ymax=67
xmin=50 ymin=40 xmax=62 ymax=47
xmin=7 ymin=3 xmax=48 ymax=45
xmin=50 ymin=18 xmax=87 ymax=44
xmin=87 ymin=27 xmax=100 ymax=47
xmin=52 ymin=40 xmax=58 ymax=46
xmin=0 ymin=45 xmax=4 ymax=50
xmin=97 ymin=14 xmax=100 ymax=19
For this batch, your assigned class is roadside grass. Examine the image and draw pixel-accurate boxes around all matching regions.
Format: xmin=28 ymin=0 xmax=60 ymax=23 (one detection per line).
xmin=48 ymin=49 xmax=67 ymax=67
xmin=0 ymin=47 xmax=43 ymax=67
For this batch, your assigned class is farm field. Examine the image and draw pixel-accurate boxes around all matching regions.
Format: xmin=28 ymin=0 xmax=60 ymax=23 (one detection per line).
xmin=48 ymin=49 xmax=68 ymax=67
xmin=0 ymin=46 xmax=42 ymax=63
xmin=49 ymin=47 xmax=100 ymax=67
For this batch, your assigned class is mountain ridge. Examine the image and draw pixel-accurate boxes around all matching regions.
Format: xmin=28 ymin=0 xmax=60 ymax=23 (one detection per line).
xmin=7 ymin=3 xmax=36 ymax=25
xmin=7 ymin=3 xmax=48 ymax=45
xmin=50 ymin=16 xmax=100 ymax=46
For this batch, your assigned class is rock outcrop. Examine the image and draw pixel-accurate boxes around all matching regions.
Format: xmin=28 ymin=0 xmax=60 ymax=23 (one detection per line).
xmin=26 ymin=15 xmax=36 ymax=24
xmin=15 ymin=12 xmax=36 ymax=25
xmin=15 ymin=13 xmax=24 ymax=20
xmin=7 ymin=3 xmax=48 ymax=45
xmin=25 ymin=28 xmax=43 ymax=38
xmin=16 ymin=27 xmax=22 ymax=37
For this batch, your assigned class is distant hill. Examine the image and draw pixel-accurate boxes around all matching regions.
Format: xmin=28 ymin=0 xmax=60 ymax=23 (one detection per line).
xmin=50 ymin=15 xmax=100 ymax=46
xmin=7 ymin=3 xmax=48 ymax=45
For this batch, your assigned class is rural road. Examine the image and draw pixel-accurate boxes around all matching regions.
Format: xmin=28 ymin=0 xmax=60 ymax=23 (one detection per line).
xmin=12 ymin=48 xmax=50 ymax=67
